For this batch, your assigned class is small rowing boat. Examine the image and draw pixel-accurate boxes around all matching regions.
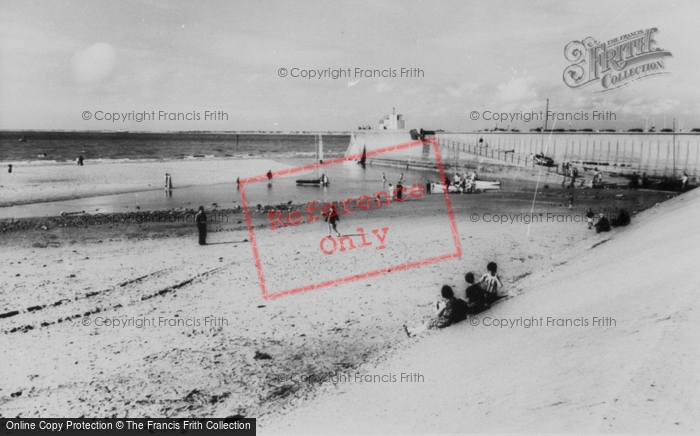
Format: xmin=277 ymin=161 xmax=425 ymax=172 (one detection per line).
xmin=432 ymin=180 xmax=500 ymax=193
xmin=296 ymin=177 xmax=329 ymax=187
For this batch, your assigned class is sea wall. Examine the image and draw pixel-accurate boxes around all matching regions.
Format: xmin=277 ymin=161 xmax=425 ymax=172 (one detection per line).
xmin=346 ymin=131 xmax=700 ymax=177
xmin=437 ymin=132 xmax=700 ymax=177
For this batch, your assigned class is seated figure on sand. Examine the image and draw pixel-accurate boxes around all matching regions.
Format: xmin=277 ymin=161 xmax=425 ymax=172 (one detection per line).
xmin=404 ymin=285 xmax=469 ymax=337
xmin=611 ymin=209 xmax=630 ymax=227
xmin=478 ymin=261 xmax=504 ymax=299
xmin=464 ymin=272 xmax=498 ymax=314
xmin=594 ymin=213 xmax=611 ymax=233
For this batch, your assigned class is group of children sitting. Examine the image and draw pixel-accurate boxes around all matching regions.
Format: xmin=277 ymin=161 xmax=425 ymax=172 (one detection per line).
xmin=404 ymin=262 xmax=504 ymax=337
xmin=585 ymin=208 xmax=631 ymax=233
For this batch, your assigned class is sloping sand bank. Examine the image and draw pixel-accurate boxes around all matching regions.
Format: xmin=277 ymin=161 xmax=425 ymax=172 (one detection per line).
xmin=262 ymin=188 xmax=700 ymax=433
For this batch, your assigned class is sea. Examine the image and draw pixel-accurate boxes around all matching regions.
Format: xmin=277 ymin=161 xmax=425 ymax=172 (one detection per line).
xmin=0 ymin=131 xmax=470 ymax=219
xmin=0 ymin=131 xmax=350 ymax=163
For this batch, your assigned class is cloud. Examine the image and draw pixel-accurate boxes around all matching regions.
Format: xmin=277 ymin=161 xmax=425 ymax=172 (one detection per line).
xmin=72 ymin=43 xmax=117 ymax=84
xmin=375 ymin=82 xmax=394 ymax=94
xmin=497 ymin=76 xmax=538 ymax=102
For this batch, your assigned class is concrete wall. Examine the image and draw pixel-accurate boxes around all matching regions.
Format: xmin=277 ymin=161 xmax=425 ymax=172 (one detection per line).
xmin=437 ymin=132 xmax=700 ymax=177
xmin=346 ymin=131 xmax=700 ymax=177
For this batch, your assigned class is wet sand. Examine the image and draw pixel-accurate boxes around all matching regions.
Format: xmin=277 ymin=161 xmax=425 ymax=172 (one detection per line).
xmin=0 ymin=158 xmax=298 ymax=209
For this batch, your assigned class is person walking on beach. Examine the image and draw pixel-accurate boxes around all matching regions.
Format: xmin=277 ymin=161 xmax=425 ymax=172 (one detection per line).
xmin=7 ymin=164 xmax=12 ymax=173
xmin=195 ymin=206 xmax=207 ymax=245
xmin=323 ymin=202 xmax=341 ymax=237
xmin=382 ymin=173 xmax=386 ymax=184
xmin=236 ymin=177 xmax=240 ymax=190
xmin=266 ymin=170 xmax=273 ymax=185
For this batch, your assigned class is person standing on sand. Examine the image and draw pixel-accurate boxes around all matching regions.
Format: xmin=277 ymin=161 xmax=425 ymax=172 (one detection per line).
xmin=7 ymin=164 xmax=12 ymax=173
xmin=266 ymin=170 xmax=273 ymax=185
xmin=195 ymin=206 xmax=207 ymax=245
xmin=387 ymin=183 xmax=394 ymax=199
xmin=382 ymin=173 xmax=386 ymax=184
xmin=323 ymin=202 xmax=341 ymax=237
xmin=568 ymin=166 xmax=577 ymax=189
xmin=680 ymin=172 xmax=689 ymax=191
xmin=396 ymin=182 xmax=404 ymax=200
xmin=630 ymin=172 xmax=639 ymax=190
xmin=586 ymin=208 xmax=595 ymax=229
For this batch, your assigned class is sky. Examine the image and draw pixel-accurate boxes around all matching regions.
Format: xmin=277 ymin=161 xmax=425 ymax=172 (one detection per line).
xmin=1 ymin=0 xmax=699 ymax=132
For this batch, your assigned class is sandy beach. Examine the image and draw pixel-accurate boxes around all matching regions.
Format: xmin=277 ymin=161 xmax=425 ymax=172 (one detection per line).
xmin=0 ymin=156 xmax=679 ymax=426
xmin=5 ymin=1 xmax=700 ymax=433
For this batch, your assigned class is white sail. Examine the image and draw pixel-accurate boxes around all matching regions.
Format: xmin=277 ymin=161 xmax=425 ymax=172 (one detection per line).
xmin=318 ymin=134 xmax=324 ymax=162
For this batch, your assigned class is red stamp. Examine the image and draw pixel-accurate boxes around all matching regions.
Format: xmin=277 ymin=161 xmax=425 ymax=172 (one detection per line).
xmin=239 ymin=137 xmax=461 ymax=299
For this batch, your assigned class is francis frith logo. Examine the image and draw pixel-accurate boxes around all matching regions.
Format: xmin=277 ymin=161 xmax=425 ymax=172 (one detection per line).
xmin=563 ymin=27 xmax=672 ymax=92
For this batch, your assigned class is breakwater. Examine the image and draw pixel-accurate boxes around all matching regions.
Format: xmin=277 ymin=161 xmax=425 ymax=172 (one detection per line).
xmin=346 ymin=131 xmax=700 ymax=177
